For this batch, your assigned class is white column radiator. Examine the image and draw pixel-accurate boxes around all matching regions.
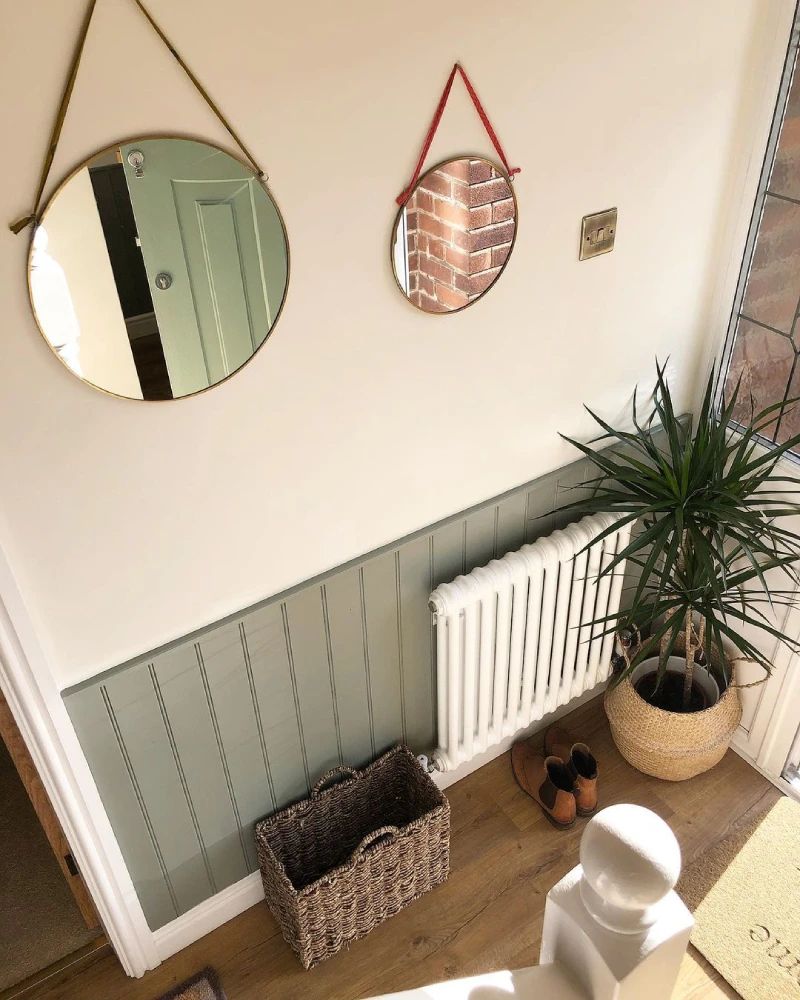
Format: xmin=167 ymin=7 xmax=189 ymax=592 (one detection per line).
xmin=429 ymin=514 xmax=631 ymax=771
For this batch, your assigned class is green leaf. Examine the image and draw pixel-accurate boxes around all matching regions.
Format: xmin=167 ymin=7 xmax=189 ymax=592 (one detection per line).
xmin=555 ymin=361 xmax=800 ymax=687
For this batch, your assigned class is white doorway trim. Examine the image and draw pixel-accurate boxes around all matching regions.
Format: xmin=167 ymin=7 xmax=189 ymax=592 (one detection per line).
xmin=0 ymin=537 xmax=158 ymax=978
xmin=754 ymin=627 xmax=800 ymax=780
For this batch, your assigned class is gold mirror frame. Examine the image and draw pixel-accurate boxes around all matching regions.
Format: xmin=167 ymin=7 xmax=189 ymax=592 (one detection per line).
xmin=390 ymin=155 xmax=518 ymax=316
xmin=27 ymin=133 xmax=291 ymax=402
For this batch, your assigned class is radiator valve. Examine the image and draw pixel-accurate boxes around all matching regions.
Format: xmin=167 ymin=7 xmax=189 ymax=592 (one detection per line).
xmin=416 ymin=753 xmax=438 ymax=774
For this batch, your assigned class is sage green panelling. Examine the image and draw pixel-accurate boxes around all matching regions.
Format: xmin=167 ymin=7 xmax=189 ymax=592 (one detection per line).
xmin=495 ymin=490 xmax=530 ymax=559
xmin=63 ymin=451 xmax=613 ymax=931
xmin=396 ymin=535 xmax=435 ymax=750
xmin=322 ymin=570 xmax=374 ymax=766
xmin=362 ymin=552 xmax=404 ymax=749
xmin=67 ymin=687 xmax=178 ymax=929
xmin=464 ymin=506 xmax=496 ymax=571
xmin=102 ymin=666 xmax=214 ymax=914
xmin=241 ymin=603 xmax=306 ymax=805
xmin=153 ymin=640 xmax=249 ymax=891
xmin=282 ymin=587 xmax=341 ymax=778
xmin=431 ymin=519 xmax=466 ymax=587
xmin=197 ymin=623 xmax=270 ymax=872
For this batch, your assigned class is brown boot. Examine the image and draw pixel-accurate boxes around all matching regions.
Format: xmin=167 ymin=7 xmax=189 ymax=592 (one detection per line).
xmin=544 ymin=725 xmax=598 ymax=816
xmin=511 ymin=742 xmax=577 ymax=829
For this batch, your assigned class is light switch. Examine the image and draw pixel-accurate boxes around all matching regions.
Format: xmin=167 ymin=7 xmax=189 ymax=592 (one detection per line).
xmin=580 ymin=208 xmax=617 ymax=260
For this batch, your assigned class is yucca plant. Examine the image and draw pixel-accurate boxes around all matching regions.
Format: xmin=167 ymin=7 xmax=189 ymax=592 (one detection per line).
xmin=559 ymin=361 xmax=800 ymax=712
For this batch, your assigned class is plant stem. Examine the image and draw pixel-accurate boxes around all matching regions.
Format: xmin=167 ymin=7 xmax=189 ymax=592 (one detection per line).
xmin=659 ymin=608 xmax=673 ymax=666
xmin=683 ymin=607 xmax=695 ymax=710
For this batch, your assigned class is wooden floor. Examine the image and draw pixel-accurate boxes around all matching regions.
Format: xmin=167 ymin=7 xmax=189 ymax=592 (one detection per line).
xmin=27 ymin=697 xmax=779 ymax=1000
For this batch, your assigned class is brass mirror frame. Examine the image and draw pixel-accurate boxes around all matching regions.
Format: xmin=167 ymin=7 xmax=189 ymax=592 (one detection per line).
xmin=390 ymin=154 xmax=518 ymax=316
xmin=27 ymin=133 xmax=291 ymax=402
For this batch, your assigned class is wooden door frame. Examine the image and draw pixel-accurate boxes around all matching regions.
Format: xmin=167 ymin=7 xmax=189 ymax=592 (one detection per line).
xmin=0 ymin=686 xmax=100 ymax=928
xmin=0 ymin=535 xmax=158 ymax=977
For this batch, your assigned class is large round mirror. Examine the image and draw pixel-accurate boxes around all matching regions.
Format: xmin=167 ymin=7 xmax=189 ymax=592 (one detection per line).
xmin=391 ymin=156 xmax=517 ymax=314
xmin=28 ymin=137 xmax=289 ymax=400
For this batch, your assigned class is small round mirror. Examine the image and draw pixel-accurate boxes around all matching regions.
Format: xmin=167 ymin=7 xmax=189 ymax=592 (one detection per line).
xmin=29 ymin=137 xmax=289 ymax=400
xmin=391 ymin=156 xmax=517 ymax=313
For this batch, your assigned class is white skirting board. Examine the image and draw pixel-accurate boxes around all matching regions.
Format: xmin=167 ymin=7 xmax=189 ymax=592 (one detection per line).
xmin=153 ymin=870 xmax=266 ymax=961
xmin=730 ymin=741 xmax=799 ymax=803
xmin=431 ymin=681 xmax=607 ymax=791
xmin=152 ymin=683 xmax=608 ymax=960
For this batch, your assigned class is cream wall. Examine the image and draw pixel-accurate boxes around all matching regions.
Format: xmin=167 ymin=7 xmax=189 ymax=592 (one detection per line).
xmin=0 ymin=0 xmax=791 ymax=688
xmin=42 ymin=167 xmax=143 ymax=399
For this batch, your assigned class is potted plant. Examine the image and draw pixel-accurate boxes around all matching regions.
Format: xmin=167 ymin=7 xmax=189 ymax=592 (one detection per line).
xmin=559 ymin=362 xmax=800 ymax=780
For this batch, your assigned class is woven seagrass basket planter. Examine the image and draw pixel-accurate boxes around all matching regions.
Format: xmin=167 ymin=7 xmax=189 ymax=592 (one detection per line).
xmin=605 ymin=636 xmax=742 ymax=782
xmin=254 ymin=744 xmax=450 ymax=969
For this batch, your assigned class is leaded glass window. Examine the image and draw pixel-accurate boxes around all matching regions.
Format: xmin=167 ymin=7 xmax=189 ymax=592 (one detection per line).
xmin=720 ymin=16 xmax=800 ymax=447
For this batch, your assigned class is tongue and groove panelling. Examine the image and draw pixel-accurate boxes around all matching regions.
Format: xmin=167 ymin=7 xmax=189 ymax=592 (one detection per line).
xmin=63 ymin=456 xmax=597 ymax=930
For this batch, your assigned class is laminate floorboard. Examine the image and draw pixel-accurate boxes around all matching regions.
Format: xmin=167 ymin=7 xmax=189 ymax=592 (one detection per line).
xmin=27 ymin=697 xmax=778 ymax=1000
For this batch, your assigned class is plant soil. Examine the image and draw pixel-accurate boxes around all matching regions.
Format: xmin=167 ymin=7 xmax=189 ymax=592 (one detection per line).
xmin=635 ymin=670 xmax=707 ymax=713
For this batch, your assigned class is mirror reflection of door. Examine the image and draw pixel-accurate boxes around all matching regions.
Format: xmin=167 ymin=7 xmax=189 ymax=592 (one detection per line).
xmin=28 ymin=137 xmax=289 ymax=401
xmin=120 ymin=140 xmax=287 ymax=398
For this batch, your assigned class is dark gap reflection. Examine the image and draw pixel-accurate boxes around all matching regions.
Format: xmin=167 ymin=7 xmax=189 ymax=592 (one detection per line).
xmin=89 ymin=162 xmax=172 ymax=400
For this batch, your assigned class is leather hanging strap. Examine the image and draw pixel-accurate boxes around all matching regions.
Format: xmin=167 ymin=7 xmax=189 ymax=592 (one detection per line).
xmin=396 ymin=62 xmax=520 ymax=207
xmin=10 ymin=0 xmax=99 ymax=234
xmin=10 ymin=0 xmax=267 ymax=235
xmin=129 ymin=0 xmax=266 ymax=179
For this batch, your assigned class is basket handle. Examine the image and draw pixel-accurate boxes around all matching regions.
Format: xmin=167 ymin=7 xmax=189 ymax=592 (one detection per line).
xmin=615 ymin=628 xmax=771 ymax=691
xmin=354 ymin=825 xmax=399 ymax=857
xmin=727 ymin=656 xmax=771 ymax=690
xmin=311 ymin=765 xmax=360 ymax=798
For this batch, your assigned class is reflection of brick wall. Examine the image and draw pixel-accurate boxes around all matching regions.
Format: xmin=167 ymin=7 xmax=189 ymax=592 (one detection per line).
xmin=724 ymin=51 xmax=800 ymax=444
xmin=404 ymin=159 xmax=515 ymax=312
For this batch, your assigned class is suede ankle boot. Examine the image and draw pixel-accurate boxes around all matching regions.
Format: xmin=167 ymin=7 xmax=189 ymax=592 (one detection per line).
xmin=544 ymin=724 xmax=599 ymax=816
xmin=511 ymin=742 xmax=577 ymax=829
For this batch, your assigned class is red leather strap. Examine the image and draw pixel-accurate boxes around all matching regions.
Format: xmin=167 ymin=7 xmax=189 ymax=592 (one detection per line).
xmin=396 ymin=63 xmax=520 ymax=206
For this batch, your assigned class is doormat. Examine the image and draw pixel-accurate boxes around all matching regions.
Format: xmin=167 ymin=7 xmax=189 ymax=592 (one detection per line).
xmin=677 ymin=796 xmax=800 ymax=1000
xmin=157 ymin=969 xmax=226 ymax=1000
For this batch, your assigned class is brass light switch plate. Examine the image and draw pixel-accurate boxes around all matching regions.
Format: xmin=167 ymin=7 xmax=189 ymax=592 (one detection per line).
xmin=580 ymin=208 xmax=617 ymax=260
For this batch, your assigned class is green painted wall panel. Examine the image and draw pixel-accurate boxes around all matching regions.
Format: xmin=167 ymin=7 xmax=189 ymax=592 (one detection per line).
xmin=282 ymin=587 xmax=342 ymax=778
xmin=431 ymin=519 xmax=465 ymax=590
xmin=464 ymin=505 xmax=497 ymax=572
xmin=242 ymin=603 xmax=308 ymax=804
xmin=101 ymin=666 xmax=214 ymax=914
xmin=67 ymin=687 xmax=178 ymax=929
xmin=361 ymin=552 xmax=404 ymax=749
xmin=397 ymin=535 xmax=435 ymax=750
xmin=63 ymin=445 xmax=648 ymax=930
xmin=153 ymin=637 xmax=251 ymax=890
xmin=495 ymin=490 xmax=529 ymax=558
xmin=322 ymin=570 xmax=375 ymax=767
xmin=198 ymin=622 xmax=274 ymax=871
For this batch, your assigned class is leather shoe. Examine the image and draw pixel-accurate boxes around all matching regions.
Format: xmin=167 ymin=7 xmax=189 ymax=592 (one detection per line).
xmin=544 ymin=724 xmax=598 ymax=816
xmin=511 ymin=742 xmax=577 ymax=828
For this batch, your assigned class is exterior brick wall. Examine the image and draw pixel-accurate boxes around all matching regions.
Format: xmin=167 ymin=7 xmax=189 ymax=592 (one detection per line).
xmin=403 ymin=158 xmax=516 ymax=312
xmin=723 ymin=45 xmax=800 ymax=446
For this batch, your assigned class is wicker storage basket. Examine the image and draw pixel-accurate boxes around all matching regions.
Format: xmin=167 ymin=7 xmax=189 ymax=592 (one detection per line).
xmin=255 ymin=745 xmax=450 ymax=969
xmin=605 ymin=635 xmax=742 ymax=782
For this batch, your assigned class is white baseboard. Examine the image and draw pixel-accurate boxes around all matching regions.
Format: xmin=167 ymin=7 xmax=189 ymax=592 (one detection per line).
xmin=151 ymin=684 xmax=607 ymax=960
xmin=432 ymin=682 xmax=607 ymax=791
xmin=153 ymin=871 xmax=265 ymax=962
xmin=730 ymin=742 xmax=800 ymax=802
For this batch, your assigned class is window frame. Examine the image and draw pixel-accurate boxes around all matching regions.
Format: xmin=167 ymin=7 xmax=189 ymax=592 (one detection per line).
xmin=715 ymin=6 xmax=800 ymax=457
